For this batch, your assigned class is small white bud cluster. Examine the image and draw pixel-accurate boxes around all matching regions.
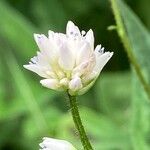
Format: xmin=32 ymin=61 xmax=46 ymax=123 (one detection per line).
xmin=39 ymin=137 xmax=76 ymax=150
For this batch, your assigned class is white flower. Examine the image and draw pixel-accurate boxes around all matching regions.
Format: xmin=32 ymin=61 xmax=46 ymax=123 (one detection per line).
xmin=39 ymin=137 xmax=76 ymax=150
xmin=24 ymin=21 xmax=113 ymax=95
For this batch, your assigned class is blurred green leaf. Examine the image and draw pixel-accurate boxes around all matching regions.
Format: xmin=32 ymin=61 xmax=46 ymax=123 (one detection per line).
xmin=111 ymin=0 xmax=150 ymax=97
xmin=22 ymin=106 xmax=62 ymax=150
xmin=0 ymin=1 xmax=37 ymax=58
xmin=111 ymin=0 xmax=150 ymax=149
xmin=117 ymin=0 xmax=150 ymax=75
xmin=96 ymin=72 xmax=131 ymax=124
xmin=6 ymin=53 xmax=49 ymax=134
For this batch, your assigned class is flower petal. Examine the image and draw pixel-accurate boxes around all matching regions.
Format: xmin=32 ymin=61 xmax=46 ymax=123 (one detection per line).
xmin=40 ymin=79 xmax=60 ymax=90
xmin=69 ymin=76 xmax=83 ymax=92
xmin=48 ymin=30 xmax=55 ymax=40
xmin=34 ymin=34 xmax=48 ymax=51
xmin=85 ymin=29 xmax=94 ymax=50
xmin=66 ymin=21 xmax=81 ymax=38
xmin=23 ymin=64 xmax=49 ymax=78
xmin=94 ymin=44 xmax=104 ymax=56
xmin=76 ymin=42 xmax=91 ymax=65
xmin=94 ymin=52 xmax=113 ymax=73
xmin=72 ymin=61 xmax=89 ymax=77
xmin=34 ymin=33 xmax=59 ymax=65
xmin=58 ymin=43 xmax=75 ymax=70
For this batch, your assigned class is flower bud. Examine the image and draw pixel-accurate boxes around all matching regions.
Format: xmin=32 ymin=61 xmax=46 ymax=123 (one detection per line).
xmin=39 ymin=137 xmax=76 ymax=150
xmin=69 ymin=76 xmax=83 ymax=95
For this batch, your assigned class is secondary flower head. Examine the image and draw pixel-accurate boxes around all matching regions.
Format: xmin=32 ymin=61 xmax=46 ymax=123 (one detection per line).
xmin=39 ymin=137 xmax=76 ymax=150
xmin=24 ymin=21 xmax=113 ymax=95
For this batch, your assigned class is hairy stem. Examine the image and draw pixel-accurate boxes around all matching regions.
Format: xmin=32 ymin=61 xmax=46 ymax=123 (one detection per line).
xmin=110 ymin=0 xmax=150 ymax=100
xmin=67 ymin=92 xmax=93 ymax=150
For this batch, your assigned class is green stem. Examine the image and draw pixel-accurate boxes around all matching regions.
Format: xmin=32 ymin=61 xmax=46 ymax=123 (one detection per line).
xmin=67 ymin=92 xmax=93 ymax=150
xmin=110 ymin=1 xmax=150 ymax=149
xmin=110 ymin=0 xmax=150 ymax=100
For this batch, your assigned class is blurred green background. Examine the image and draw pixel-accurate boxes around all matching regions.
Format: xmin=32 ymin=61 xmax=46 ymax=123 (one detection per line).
xmin=0 ymin=0 xmax=150 ymax=149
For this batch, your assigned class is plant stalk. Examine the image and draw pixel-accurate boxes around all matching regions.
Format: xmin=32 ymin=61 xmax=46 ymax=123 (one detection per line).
xmin=67 ymin=92 xmax=93 ymax=150
xmin=110 ymin=0 xmax=150 ymax=100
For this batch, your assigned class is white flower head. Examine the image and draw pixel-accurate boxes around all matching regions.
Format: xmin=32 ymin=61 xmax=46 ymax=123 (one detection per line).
xmin=39 ymin=137 xmax=76 ymax=150
xmin=24 ymin=21 xmax=113 ymax=95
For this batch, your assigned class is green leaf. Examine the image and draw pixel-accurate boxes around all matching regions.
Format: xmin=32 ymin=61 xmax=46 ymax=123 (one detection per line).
xmin=111 ymin=0 xmax=150 ymax=99
xmin=0 ymin=1 xmax=37 ymax=58
xmin=117 ymin=0 xmax=150 ymax=74
xmin=96 ymin=72 xmax=131 ymax=123
xmin=23 ymin=106 xmax=61 ymax=140
xmin=111 ymin=0 xmax=150 ymax=149
xmin=6 ymin=52 xmax=49 ymax=134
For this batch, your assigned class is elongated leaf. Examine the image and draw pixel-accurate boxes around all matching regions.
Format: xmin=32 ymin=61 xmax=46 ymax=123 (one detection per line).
xmin=117 ymin=0 xmax=150 ymax=73
xmin=111 ymin=0 xmax=150 ymax=149
xmin=0 ymin=1 xmax=37 ymax=58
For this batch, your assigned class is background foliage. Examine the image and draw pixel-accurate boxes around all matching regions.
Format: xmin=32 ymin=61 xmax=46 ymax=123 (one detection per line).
xmin=0 ymin=0 xmax=150 ymax=149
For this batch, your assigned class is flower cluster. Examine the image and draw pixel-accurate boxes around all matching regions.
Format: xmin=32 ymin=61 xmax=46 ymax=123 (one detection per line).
xmin=39 ymin=137 xmax=76 ymax=150
xmin=24 ymin=21 xmax=113 ymax=95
